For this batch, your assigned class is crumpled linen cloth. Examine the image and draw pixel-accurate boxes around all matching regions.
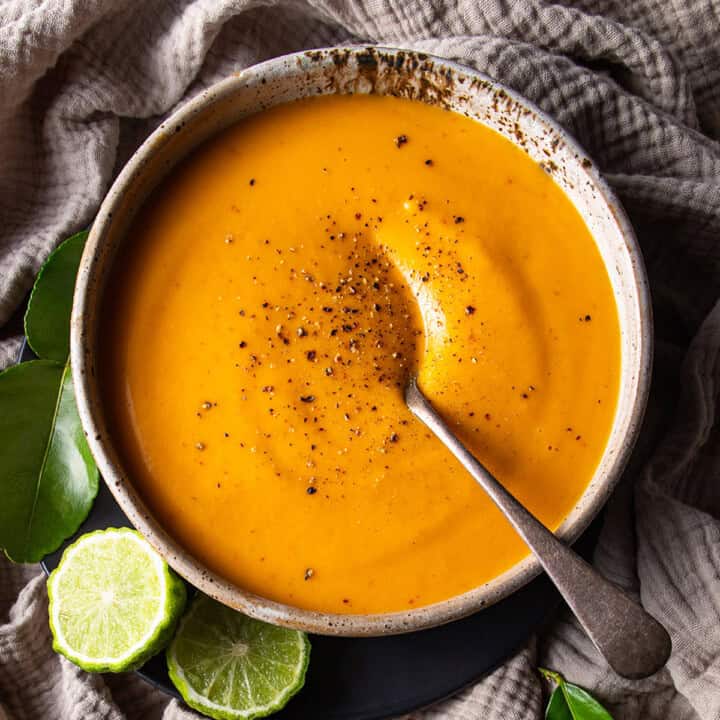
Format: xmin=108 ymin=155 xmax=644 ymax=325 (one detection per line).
xmin=1 ymin=1 xmax=720 ymax=718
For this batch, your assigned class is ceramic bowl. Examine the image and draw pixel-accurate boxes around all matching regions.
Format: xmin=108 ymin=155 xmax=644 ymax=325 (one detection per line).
xmin=71 ymin=46 xmax=652 ymax=636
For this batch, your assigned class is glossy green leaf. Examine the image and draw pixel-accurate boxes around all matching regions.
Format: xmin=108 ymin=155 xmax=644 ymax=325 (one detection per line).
xmin=24 ymin=230 xmax=88 ymax=362
xmin=540 ymin=668 xmax=614 ymax=720
xmin=0 ymin=360 xmax=99 ymax=562
xmin=562 ymin=683 xmax=613 ymax=720
xmin=546 ymin=687 xmax=572 ymax=720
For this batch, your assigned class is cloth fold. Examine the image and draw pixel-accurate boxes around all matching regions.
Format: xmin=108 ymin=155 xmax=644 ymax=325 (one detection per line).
xmin=2 ymin=1 xmax=720 ymax=718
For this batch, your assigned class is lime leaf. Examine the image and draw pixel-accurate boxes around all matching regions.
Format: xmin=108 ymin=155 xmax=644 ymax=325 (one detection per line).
xmin=48 ymin=528 xmax=186 ymax=672
xmin=540 ymin=668 xmax=614 ymax=720
xmin=0 ymin=360 xmax=98 ymax=562
xmin=546 ymin=687 xmax=572 ymax=720
xmin=562 ymin=683 xmax=613 ymax=720
xmin=167 ymin=594 xmax=310 ymax=719
xmin=25 ymin=230 xmax=88 ymax=362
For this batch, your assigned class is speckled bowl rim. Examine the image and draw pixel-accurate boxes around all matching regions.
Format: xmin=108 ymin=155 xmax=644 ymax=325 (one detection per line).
xmin=71 ymin=46 xmax=652 ymax=637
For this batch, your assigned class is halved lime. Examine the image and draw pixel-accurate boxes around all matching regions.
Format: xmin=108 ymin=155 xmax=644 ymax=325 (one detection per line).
xmin=167 ymin=595 xmax=310 ymax=720
xmin=47 ymin=527 xmax=186 ymax=672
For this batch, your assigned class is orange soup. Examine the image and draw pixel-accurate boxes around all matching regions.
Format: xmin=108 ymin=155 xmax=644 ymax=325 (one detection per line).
xmin=102 ymin=94 xmax=619 ymax=614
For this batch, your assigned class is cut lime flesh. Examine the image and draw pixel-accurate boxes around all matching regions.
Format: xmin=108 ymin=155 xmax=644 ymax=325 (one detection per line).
xmin=47 ymin=527 xmax=186 ymax=672
xmin=167 ymin=595 xmax=310 ymax=720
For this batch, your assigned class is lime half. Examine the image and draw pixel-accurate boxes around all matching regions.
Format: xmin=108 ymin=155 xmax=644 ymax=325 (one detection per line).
xmin=167 ymin=595 xmax=310 ymax=720
xmin=47 ymin=527 xmax=186 ymax=672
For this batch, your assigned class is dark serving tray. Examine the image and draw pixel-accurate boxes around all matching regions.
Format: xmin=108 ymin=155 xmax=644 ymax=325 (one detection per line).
xmin=26 ymin=342 xmax=600 ymax=719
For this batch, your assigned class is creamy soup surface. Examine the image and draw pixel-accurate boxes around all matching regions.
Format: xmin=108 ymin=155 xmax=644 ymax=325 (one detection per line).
xmin=102 ymin=94 xmax=620 ymax=614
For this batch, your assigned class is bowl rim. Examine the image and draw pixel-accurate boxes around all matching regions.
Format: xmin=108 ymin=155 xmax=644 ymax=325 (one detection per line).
xmin=70 ymin=45 xmax=653 ymax=636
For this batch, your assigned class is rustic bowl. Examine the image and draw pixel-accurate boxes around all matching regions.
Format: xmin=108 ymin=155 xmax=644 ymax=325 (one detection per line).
xmin=71 ymin=46 xmax=652 ymax=636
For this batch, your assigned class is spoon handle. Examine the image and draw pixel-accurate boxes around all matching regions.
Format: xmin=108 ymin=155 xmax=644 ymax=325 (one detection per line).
xmin=406 ymin=379 xmax=671 ymax=679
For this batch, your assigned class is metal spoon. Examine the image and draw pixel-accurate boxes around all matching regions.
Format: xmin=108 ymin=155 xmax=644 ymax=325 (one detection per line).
xmin=405 ymin=377 xmax=671 ymax=679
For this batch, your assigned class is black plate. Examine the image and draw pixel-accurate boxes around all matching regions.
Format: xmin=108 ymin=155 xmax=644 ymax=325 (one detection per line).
xmin=28 ymin=342 xmax=600 ymax=719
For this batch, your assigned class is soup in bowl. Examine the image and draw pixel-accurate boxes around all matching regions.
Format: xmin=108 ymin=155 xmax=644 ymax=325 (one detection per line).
xmin=72 ymin=47 xmax=651 ymax=635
